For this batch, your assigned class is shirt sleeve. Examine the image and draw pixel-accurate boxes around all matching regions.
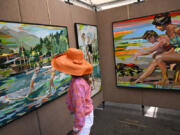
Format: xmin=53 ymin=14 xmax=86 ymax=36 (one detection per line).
xmin=72 ymin=81 xmax=86 ymax=130
xmin=66 ymin=89 xmax=73 ymax=112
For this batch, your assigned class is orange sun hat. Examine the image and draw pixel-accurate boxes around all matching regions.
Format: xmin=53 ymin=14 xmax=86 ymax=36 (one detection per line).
xmin=51 ymin=48 xmax=93 ymax=76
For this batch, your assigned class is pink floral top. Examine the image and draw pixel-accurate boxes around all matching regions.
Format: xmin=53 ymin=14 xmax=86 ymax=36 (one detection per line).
xmin=66 ymin=77 xmax=93 ymax=130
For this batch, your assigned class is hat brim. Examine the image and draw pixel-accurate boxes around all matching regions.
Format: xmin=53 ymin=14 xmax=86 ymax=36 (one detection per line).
xmin=51 ymin=53 xmax=93 ymax=76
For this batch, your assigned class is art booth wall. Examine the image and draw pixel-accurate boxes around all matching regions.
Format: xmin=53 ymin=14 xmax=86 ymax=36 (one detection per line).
xmin=97 ymin=0 xmax=180 ymax=110
xmin=0 ymin=0 xmax=103 ymax=135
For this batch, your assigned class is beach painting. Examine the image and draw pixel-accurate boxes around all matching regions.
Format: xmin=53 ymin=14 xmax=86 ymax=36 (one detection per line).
xmin=113 ymin=10 xmax=180 ymax=90
xmin=75 ymin=23 xmax=101 ymax=95
xmin=0 ymin=21 xmax=71 ymax=127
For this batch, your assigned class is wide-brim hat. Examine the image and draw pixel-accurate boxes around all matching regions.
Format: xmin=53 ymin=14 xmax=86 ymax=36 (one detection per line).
xmin=51 ymin=48 xmax=93 ymax=76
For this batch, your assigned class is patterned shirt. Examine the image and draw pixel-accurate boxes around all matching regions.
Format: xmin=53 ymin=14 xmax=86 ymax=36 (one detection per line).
xmin=66 ymin=77 xmax=93 ymax=130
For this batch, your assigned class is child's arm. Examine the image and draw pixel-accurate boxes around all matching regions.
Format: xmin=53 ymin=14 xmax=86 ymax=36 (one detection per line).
xmin=134 ymin=40 xmax=164 ymax=61
xmin=134 ymin=49 xmax=154 ymax=61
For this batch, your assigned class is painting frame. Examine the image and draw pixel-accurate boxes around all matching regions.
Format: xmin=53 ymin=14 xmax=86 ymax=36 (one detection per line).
xmin=0 ymin=20 xmax=71 ymax=127
xmin=112 ymin=9 xmax=180 ymax=90
xmin=74 ymin=23 xmax=101 ymax=96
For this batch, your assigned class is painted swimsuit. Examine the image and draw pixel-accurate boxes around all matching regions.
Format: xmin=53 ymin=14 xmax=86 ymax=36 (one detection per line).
xmin=169 ymin=26 xmax=180 ymax=52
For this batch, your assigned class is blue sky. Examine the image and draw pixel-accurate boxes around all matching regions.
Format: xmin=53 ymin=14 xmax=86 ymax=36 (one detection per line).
xmin=113 ymin=15 xmax=180 ymax=39
xmin=113 ymin=22 xmax=165 ymax=39
xmin=0 ymin=22 xmax=65 ymax=38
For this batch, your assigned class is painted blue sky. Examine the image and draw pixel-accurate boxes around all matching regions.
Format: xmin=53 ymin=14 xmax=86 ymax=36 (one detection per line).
xmin=113 ymin=21 xmax=165 ymax=39
xmin=0 ymin=22 xmax=65 ymax=38
xmin=122 ymin=24 xmax=165 ymax=39
xmin=113 ymin=16 xmax=180 ymax=40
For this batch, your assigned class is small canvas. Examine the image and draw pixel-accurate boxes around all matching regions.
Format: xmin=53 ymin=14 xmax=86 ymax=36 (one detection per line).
xmin=75 ymin=23 xmax=101 ymax=95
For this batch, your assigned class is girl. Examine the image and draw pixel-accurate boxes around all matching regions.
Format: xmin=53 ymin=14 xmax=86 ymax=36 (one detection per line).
xmin=51 ymin=48 xmax=94 ymax=135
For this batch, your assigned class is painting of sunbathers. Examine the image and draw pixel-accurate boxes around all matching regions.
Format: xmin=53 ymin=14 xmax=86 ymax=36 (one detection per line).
xmin=113 ymin=10 xmax=180 ymax=90
xmin=75 ymin=23 xmax=101 ymax=95
xmin=0 ymin=21 xmax=71 ymax=127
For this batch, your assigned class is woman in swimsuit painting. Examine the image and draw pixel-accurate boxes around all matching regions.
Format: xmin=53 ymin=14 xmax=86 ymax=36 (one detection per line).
xmin=152 ymin=12 xmax=180 ymax=84
xmin=27 ymin=62 xmax=41 ymax=96
xmin=43 ymin=67 xmax=56 ymax=97
xmin=48 ymin=67 xmax=56 ymax=96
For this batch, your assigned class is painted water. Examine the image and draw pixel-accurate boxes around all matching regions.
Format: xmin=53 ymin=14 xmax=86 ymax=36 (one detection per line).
xmin=0 ymin=67 xmax=71 ymax=127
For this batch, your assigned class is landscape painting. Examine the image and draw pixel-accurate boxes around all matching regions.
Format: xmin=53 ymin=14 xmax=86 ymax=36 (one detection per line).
xmin=0 ymin=21 xmax=71 ymax=127
xmin=113 ymin=10 xmax=180 ymax=90
xmin=75 ymin=23 xmax=101 ymax=95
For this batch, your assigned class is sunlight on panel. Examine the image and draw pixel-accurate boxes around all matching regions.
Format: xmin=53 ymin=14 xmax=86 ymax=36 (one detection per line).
xmin=63 ymin=0 xmax=144 ymax=11
xmin=91 ymin=0 xmax=118 ymax=5
xmin=97 ymin=0 xmax=137 ymax=10
xmin=144 ymin=107 xmax=159 ymax=118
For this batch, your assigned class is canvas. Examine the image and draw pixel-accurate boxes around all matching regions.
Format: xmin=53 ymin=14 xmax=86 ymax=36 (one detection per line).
xmin=113 ymin=10 xmax=180 ymax=90
xmin=0 ymin=21 xmax=71 ymax=127
xmin=75 ymin=23 xmax=101 ymax=95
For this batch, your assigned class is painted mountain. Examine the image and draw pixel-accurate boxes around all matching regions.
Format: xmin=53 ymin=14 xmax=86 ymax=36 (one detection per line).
xmin=0 ymin=25 xmax=39 ymax=51
xmin=0 ymin=22 xmax=68 ymax=58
